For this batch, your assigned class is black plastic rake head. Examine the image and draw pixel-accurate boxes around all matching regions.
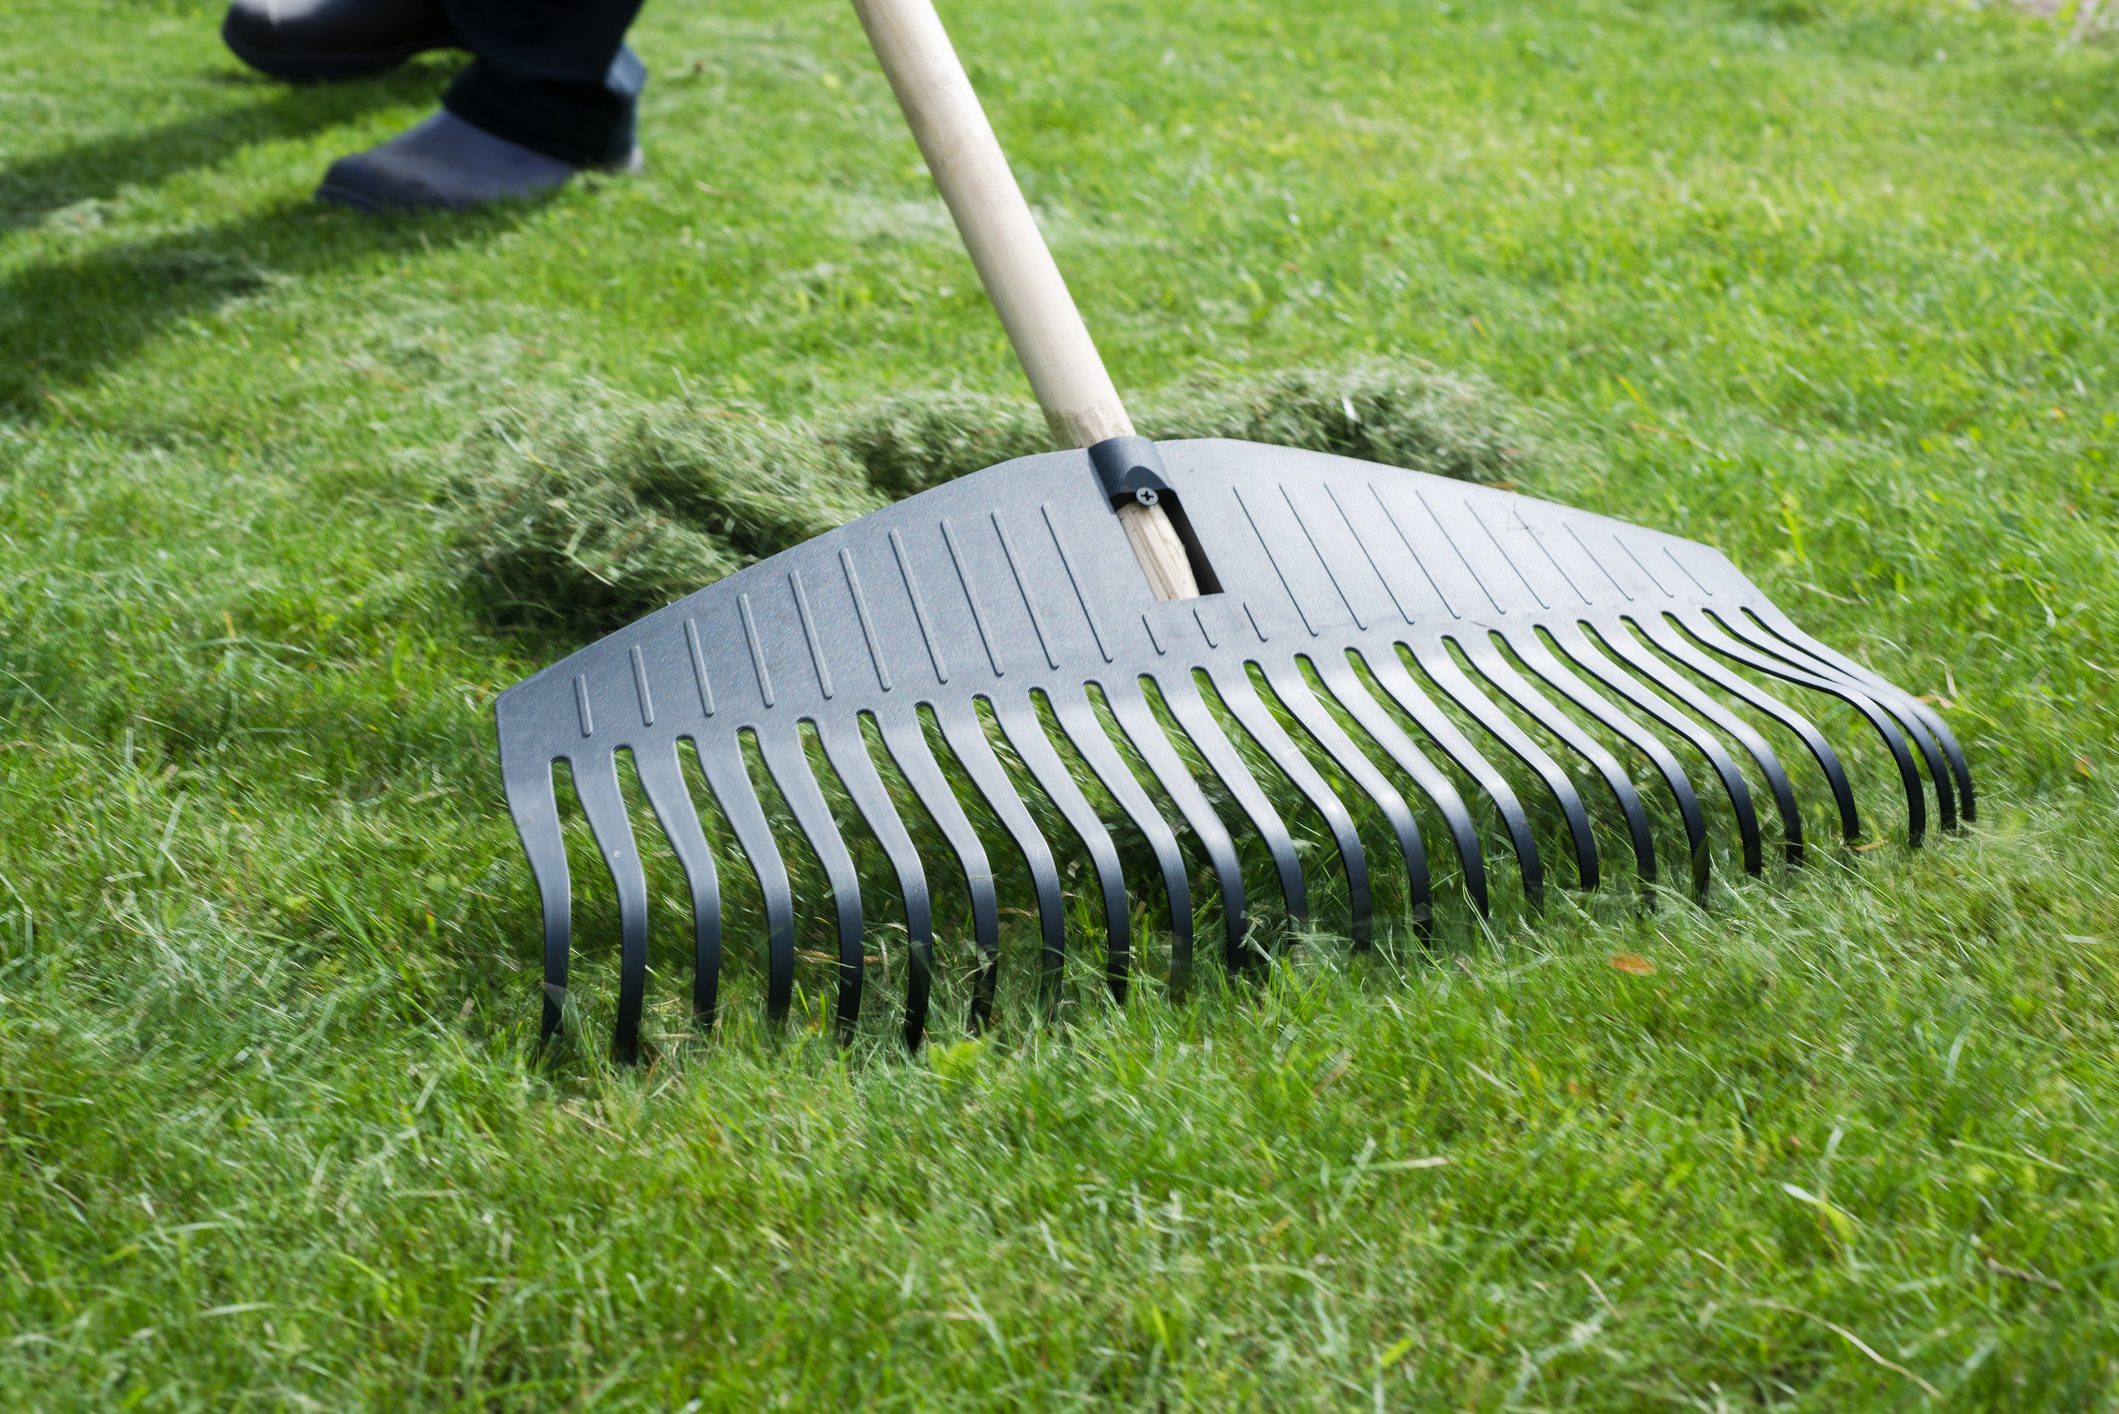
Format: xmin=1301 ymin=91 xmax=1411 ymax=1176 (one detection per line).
xmin=495 ymin=437 xmax=1975 ymax=1059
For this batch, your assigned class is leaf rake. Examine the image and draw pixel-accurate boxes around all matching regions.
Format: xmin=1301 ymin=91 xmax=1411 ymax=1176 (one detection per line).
xmin=492 ymin=0 xmax=1973 ymax=1059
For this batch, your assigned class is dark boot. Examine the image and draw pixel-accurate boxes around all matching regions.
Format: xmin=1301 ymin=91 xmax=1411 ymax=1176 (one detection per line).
xmin=315 ymin=109 xmax=640 ymax=213
xmin=222 ymin=0 xmax=462 ymax=83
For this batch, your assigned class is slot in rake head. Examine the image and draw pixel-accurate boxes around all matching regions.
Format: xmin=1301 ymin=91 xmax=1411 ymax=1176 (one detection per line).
xmin=494 ymin=440 xmax=1974 ymax=1059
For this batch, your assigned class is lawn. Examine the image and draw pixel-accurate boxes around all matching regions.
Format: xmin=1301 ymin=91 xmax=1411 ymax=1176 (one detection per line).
xmin=3 ymin=0 xmax=2117 ymax=1406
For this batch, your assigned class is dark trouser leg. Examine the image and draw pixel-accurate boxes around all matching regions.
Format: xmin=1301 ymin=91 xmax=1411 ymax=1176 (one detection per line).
xmin=440 ymin=0 xmax=649 ymax=167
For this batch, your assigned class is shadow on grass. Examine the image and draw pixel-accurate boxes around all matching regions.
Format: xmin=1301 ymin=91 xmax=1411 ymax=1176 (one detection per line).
xmin=0 ymin=195 xmax=530 ymax=415
xmin=0 ymin=60 xmax=534 ymax=414
xmin=0 ymin=63 xmax=457 ymax=236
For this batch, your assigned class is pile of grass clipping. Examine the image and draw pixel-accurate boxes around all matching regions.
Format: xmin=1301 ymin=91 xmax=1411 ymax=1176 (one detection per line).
xmin=448 ymin=359 xmax=1533 ymax=634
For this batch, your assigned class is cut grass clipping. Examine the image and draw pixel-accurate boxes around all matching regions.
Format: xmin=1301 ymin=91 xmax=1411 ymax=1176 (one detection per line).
xmin=447 ymin=359 xmax=1531 ymax=636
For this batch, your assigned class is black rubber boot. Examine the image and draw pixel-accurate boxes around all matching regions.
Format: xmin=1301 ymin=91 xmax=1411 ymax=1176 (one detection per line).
xmin=315 ymin=110 xmax=641 ymax=213
xmin=222 ymin=0 xmax=462 ymax=83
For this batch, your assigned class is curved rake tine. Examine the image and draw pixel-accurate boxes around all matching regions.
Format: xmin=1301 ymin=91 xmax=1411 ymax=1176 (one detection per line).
xmin=1259 ymin=659 xmax=1434 ymax=938
xmin=1206 ymin=665 xmax=1374 ymax=946
xmin=1502 ymin=629 xmax=1712 ymax=897
xmin=1053 ymin=688 xmax=1196 ymax=990
xmin=1365 ymin=646 xmax=1545 ymax=910
xmin=1676 ymin=610 xmax=1926 ymax=846
xmin=1636 ymin=614 xmax=1860 ymax=844
xmin=502 ymin=749 xmax=574 ymax=1044
xmin=756 ymin=727 xmax=866 ymax=1043
xmin=876 ymin=708 xmax=999 ymax=1033
xmin=1410 ymin=639 xmax=1599 ymax=890
xmin=1733 ymin=612 xmax=1951 ymax=835
xmin=1106 ymin=683 xmax=1250 ymax=966
xmin=1158 ymin=671 xmax=1310 ymax=937
xmin=1458 ymin=637 xmax=1658 ymax=893
xmin=1748 ymin=601 xmax=1972 ymax=818
xmin=1733 ymin=605 xmax=1966 ymax=828
xmin=815 ymin=718 xmax=934 ymax=1048
xmin=696 ymin=739 xmax=798 ymax=1024
xmin=1549 ymin=624 xmax=1765 ymax=877
xmin=570 ymin=752 xmax=651 ymax=1063
xmin=633 ymin=740 xmax=723 ymax=1029
xmin=1312 ymin=653 xmax=1489 ymax=917
xmin=934 ymin=700 xmax=1068 ymax=1018
xmin=993 ymin=696 xmax=1133 ymax=1000
xmin=1588 ymin=621 xmax=1805 ymax=866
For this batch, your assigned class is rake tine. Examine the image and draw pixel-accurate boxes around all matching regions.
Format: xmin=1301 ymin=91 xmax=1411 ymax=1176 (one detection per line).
xmin=569 ymin=752 xmax=651 ymax=1063
xmin=934 ymin=700 xmax=1068 ymax=1017
xmin=1735 ymin=605 xmax=1968 ymax=827
xmin=1502 ymin=629 xmax=1713 ymax=897
xmin=1636 ymin=614 xmax=1861 ymax=844
xmin=756 ymin=728 xmax=867 ymax=1042
xmin=1549 ymin=624 xmax=1765 ymax=877
xmin=501 ymin=749 xmax=574 ymax=1044
xmin=1676 ymin=611 xmax=1926 ymax=845
xmin=876 ymin=708 xmax=1000 ymax=1031
xmin=815 ymin=718 xmax=935 ymax=1048
xmin=1105 ymin=683 xmax=1250 ymax=965
xmin=993 ymin=697 xmax=1133 ymax=1000
xmin=1587 ymin=622 xmax=1806 ymax=866
xmin=632 ymin=740 xmax=723 ymax=1027
xmin=1312 ymin=653 xmax=1490 ymax=917
xmin=1259 ymin=659 xmax=1435 ymax=937
xmin=1364 ymin=646 xmax=1546 ymax=910
xmin=1207 ymin=666 xmax=1374 ymax=946
xmin=694 ymin=742 xmax=798 ymax=1023
xmin=1052 ymin=688 xmax=1196 ymax=989
xmin=1408 ymin=639 xmax=1600 ymax=890
xmin=1738 ymin=613 xmax=1953 ymax=834
xmin=1457 ymin=637 xmax=1659 ymax=892
xmin=1158 ymin=671 xmax=1310 ymax=935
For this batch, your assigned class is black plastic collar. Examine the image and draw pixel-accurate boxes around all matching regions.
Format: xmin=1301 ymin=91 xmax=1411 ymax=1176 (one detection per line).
xmin=1087 ymin=435 xmax=1172 ymax=509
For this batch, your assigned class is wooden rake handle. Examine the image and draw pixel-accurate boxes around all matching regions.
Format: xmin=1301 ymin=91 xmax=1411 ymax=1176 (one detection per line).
xmin=850 ymin=0 xmax=1200 ymax=599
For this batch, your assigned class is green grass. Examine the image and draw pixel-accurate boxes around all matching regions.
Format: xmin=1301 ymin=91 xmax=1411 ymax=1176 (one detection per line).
xmin=4 ymin=0 xmax=2118 ymax=1405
